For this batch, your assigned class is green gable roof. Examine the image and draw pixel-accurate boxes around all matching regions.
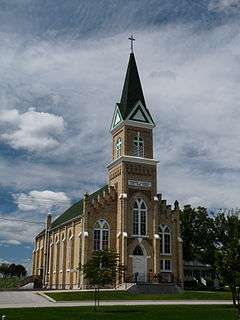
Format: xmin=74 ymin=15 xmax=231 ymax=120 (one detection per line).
xmin=51 ymin=199 xmax=83 ymax=229
xmin=118 ymin=53 xmax=154 ymax=124
xmin=50 ymin=185 xmax=108 ymax=230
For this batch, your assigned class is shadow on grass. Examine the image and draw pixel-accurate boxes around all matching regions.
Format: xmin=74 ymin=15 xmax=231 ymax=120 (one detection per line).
xmin=102 ymin=309 xmax=144 ymax=314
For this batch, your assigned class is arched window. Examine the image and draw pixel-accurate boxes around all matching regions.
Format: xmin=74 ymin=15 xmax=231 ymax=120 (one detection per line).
xmin=60 ymin=233 xmax=65 ymax=271
xmin=93 ymin=219 xmax=109 ymax=251
xmin=133 ymin=133 xmax=144 ymax=157
xmin=115 ymin=137 xmax=122 ymax=158
xmin=133 ymin=245 xmax=144 ymax=256
xmin=67 ymin=230 xmax=73 ymax=270
xmin=159 ymin=225 xmax=171 ymax=254
xmin=54 ymin=235 xmax=59 ymax=272
xmin=133 ymin=199 xmax=147 ymax=236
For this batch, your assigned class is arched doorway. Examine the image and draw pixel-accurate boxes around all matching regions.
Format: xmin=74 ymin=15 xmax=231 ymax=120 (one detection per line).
xmin=132 ymin=245 xmax=147 ymax=283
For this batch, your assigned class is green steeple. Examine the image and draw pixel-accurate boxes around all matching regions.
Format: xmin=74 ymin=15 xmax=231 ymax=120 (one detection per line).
xmin=117 ymin=53 xmax=154 ymax=123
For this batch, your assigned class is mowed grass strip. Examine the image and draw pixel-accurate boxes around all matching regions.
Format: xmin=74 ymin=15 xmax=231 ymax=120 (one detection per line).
xmin=0 ymin=305 xmax=235 ymax=320
xmin=47 ymin=290 xmax=232 ymax=301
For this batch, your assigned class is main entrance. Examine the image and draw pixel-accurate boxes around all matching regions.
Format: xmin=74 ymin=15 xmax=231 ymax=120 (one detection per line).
xmin=132 ymin=245 xmax=147 ymax=282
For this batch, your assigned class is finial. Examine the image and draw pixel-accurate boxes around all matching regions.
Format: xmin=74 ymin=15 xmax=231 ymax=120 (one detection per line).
xmin=84 ymin=192 xmax=89 ymax=199
xmin=128 ymin=34 xmax=135 ymax=53
xmin=174 ymin=200 xmax=179 ymax=210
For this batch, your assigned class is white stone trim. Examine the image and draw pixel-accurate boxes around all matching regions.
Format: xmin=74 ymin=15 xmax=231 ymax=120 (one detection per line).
xmin=131 ymin=235 xmax=149 ymax=238
xmin=107 ymin=155 xmax=158 ymax=170
xmin=129 ymin=254 xmax=151 ymax=258
xmin=126 ymin=100 xmax=155 ymax=126
xmin=123 ymin=232 xmax=128 ymax=238
xmin=117 ymin=232 xmax=121 ymax=238
xmin=110 ymin=104 xmax=123 ymax=132
xmin=119 ymin=193 xmax=127 ymax=199
xmin=154 ymin=234 xmax=160 ymax=239
xmin=84 ymin=231 xmax=88 ymax=237
xmin=124 ymin=119 xmax=155 ymax=129
xmin=178 ymin=237 xmax=183 ymax=243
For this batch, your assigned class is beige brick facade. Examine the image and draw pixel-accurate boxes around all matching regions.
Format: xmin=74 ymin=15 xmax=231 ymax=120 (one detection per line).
xmin=32 ymin=52 xmax=184 ymax=289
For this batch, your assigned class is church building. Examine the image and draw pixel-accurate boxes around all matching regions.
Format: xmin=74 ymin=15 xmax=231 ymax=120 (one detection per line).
xmin=32 ymin=45 xmax=184 ymax=290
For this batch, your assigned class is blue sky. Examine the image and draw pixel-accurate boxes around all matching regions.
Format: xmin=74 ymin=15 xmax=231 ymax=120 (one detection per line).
xmin=0 ymin=0 xmax=240 ymax=271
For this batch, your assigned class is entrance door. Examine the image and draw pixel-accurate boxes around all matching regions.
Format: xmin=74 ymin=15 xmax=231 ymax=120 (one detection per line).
xmin=132 ymin=245 xmax=147 ymax=282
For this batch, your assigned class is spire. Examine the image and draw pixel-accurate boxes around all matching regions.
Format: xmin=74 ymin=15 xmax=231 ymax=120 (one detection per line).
xmin=111 ymin=41 xmax=155 ymax=131
xmin=119 ymin=52 xmax=146 ymax=119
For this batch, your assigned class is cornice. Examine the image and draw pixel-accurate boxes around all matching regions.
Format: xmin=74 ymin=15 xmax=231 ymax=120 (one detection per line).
xmin=107 ymin=155 xmax=159 ymax=170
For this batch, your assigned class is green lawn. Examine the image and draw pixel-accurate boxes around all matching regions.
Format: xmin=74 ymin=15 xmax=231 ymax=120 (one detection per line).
xmin=0 ymin=306 xmax=235 ymax=320
xmin=0 ymin=278 xmax=23 ymax=289
xmin=47 ymin=290 xmax=232 ymax=301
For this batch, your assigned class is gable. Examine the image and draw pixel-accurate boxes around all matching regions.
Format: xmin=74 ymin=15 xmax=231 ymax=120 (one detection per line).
xmin=111 ymin=105 xmax=123 ymax=130
xmin=129 ymin=105 xmax=149 ymax=123
xmin=127 ymin=101 xmax=154 ymax=126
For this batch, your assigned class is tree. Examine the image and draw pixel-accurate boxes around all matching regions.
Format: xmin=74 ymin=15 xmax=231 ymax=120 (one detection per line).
xmin=215 ymin=215 xmax=240 ymax=319
xmin=8 ymin=264 xmax=16 ymax=277
xmin=0 ymin=263 xmax=27 ymax=278
xmin=15 ymin=265 xmax=27 ymax=277
xmin=81 ymin=250 xmax=123 ymax=309
xmin=0 ymin=264 xmax=10 ymax=278
xmin=180 ymin=205 xmax=215 ymax=265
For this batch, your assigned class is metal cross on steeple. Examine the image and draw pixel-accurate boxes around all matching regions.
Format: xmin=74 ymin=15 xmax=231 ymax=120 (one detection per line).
xmin=128 ymin=35 xmax=135 ymax=53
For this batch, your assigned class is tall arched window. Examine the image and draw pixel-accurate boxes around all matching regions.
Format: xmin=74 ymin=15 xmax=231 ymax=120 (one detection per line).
xmin=133 ymin=199 xmax=147 ymax=236
xmin=54 ymin=235 xmax=59 ymax=273
xmin=93 ymin=219 xmax=109 ymax=251
xmin=133 ymin=133 xmax=144 ymax=157
xmin=159 ymin=225 xmax=171 ymax=254
xmin=115 ymin=137 xmax=122 ymax=158
xmin=67 ymin=230 xmax=73 ymax=270
xmin=60 ymin=233 xmax=65 ymax=271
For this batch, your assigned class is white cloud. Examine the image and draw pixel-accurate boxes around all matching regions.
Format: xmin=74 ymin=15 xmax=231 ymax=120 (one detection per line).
xmin=14 ymin=190 xmax=71 ymax=214
xmin=0 ymin=216 xmax=41 ymax=245
xmin=0 ymin=108 xmax=65 ymax=152
xmin=208 ymin=0 xmax=240 ymax=11
xmin=0 ymin=23 xmax=240 ymax=211
xmin=0 ymin=239 xmax=21 ymax=246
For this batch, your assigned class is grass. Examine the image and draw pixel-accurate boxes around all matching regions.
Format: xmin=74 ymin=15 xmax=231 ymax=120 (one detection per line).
xmin=0 ymin=277 xmax=23 ymax=289
xmin=47 ymin=290 xmax=232 ymax=301
xmin=0 ymin=305 xmax=235 ymax=320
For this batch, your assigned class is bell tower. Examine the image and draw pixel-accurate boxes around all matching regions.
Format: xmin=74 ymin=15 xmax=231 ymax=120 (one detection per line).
xmin=108 ymin=41 xmax=159 ymax=278
xmin=108 ymin=50 xmax=157 ymax=192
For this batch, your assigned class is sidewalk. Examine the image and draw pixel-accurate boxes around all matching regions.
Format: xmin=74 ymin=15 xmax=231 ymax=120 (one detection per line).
xmin=0 ymin=291 xmax=233 ymax=309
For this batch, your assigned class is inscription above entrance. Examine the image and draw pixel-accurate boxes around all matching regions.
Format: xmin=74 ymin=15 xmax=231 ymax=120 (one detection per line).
xmin=128 ymin=180 xmax=151 ymax=188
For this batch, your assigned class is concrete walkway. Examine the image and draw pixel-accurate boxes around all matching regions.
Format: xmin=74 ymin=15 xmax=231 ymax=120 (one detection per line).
xmin=0 ymin=291 xmax=233 ymax=309
xmin=0 ymin=291 xmax=51 ymax=308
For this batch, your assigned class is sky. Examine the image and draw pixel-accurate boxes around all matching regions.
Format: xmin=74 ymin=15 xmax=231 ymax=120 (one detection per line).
xmin=0 ymin=0 xmax=240 ymax=271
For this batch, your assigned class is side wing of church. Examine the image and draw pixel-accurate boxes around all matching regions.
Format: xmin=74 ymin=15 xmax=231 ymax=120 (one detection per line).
xmin=32 ymin=51 xmax=184 ymax=290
